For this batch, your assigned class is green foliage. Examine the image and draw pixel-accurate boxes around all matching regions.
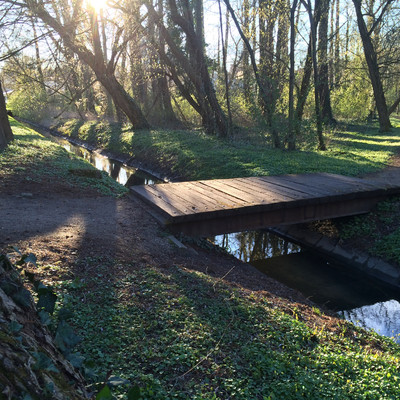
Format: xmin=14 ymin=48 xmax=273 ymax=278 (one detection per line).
xmin=331 ymin=194 xmax=400 ymax=264
xmin=338 ymin=215 xmax=376 ymax=240
xmin=7 ymin=85 xmax=49 ymax=122
xmin=331 ymin=63 xmax=372 ymax=121
xmin=57 ymin=260 xmax=400 ymax=399
xmin=4 ymin=250 xmax=137 ymax=398
xmin=372 ymin=228 xmax=400 ymax=264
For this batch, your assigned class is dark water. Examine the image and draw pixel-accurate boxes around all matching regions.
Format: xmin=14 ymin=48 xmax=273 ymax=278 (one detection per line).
xmin=60 ymin=140 xmax=160 ymax=186
xmin=212 ymin=231 xmax=400 ymax=343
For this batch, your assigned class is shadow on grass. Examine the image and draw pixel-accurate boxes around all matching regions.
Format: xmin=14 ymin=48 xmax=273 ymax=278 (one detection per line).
xmin=72 ymin=264 xmax=372 ymax=398
xmin=52 ymin=118 xmax=400 ymax=180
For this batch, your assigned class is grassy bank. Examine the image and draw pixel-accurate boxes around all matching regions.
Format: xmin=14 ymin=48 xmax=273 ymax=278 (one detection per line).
xmin=2 ymin=120 xmax=400 ymax=399
xmin=47 ymin=258 xmax=400 ymax=399
xmin=0 ymin=119 xmax=127 ymax=197
xmin=53 ymin=118 xmax=400 ymax=180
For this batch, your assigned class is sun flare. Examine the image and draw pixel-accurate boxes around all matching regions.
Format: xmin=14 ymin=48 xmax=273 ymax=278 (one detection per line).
xmin=86 ymin=0 xmax=109 ymax=12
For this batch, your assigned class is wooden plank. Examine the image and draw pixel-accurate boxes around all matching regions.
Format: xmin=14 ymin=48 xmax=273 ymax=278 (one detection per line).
xmin=258 ymin=175 xmax=329 ymax=197
xmin=215 ymin=178 xmax=296 ymax=203
xmin=321 ymin=173 xmax=391 ymax=189
xmin=248 ymin=176 xmax=325 ymax=198
xmin=261 ymin=175 xmax=353 ymax=196
xmin=279 ymin=173 xmax=389 ymax=199
xmin=130 ymin=185 xmax=185 ymax=218
xmin=199 ymin=179 xmax=273 ymax=204
xmin=180 ymin=181 xmax=247 ymax=208
xmin=236 ymin=177 xmax=315 ymax=201
xmin=284 ymin=173 xmax=379 ymax=193
xmin=164 ymin=181 xmax=244 ymax=212
xmin=144 ymin=183 xmax=215 ymax=214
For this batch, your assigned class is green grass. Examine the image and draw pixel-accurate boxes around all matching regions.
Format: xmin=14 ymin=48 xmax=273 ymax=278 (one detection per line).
xmin=55 ymin=259 xmax=400 ymax=399
xmin=3 ymin=118 xmax=400 ymax=398
xmin=332 ymin=195 xmax=400 ymax=264
xmin=54 ymin=118 xmax=400 ymax=180
xmin=372 ymin=228 xmax=400 ymax=264
xmin=0 ymin=119 xmax=128 ymax=197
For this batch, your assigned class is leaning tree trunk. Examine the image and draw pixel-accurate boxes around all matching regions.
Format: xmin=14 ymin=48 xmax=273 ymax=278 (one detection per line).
xmin=32 ymin=2 xmax=150 ymax=129
xmin=352 ymin=0 xmax=392 ymax=132
xmin=223 ymin=0 xmax=281 ymax=147
xmin=302 ymin=0 xmax=326 ymax=150
xmin=146 ymin=0 xmax=229 ymax=137
xmin=288 ymin=0 xmax=299 ymax=150
xmin=0 ymin=82 xmax=13 ymax=151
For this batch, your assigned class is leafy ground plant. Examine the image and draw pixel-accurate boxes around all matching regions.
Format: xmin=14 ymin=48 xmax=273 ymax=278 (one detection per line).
xmin=49 ymin=258 xmax=400 ymax=400
xmin=326 ymin=195 xmax=400 ymax=265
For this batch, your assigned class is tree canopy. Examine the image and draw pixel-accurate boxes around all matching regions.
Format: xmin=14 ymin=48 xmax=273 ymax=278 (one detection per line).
xmin=1 ymin=0 xmax=400 ymax=149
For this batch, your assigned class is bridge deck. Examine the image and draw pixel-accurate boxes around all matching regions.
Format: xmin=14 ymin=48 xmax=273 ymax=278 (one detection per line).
xmin=130 ymin=173 xmax=400 ymax=236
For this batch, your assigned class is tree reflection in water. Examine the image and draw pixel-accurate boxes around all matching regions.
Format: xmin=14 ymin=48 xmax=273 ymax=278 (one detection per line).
xmin=213 ymin=230 xmax=301 ymax=263
xmin=60 ymin=140 xmax=158 ymax=186
xmin=342 ymin=300 xmax=400 ymax=343
xmin=212 ymin=231 xmax=400 ymax=342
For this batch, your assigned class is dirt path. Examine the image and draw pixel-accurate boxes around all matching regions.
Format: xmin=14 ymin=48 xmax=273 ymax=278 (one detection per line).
xmin=0 ymin=178 xmax=312 ymax=306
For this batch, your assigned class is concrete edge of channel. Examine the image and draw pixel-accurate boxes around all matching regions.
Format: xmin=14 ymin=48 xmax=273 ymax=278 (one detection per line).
xmin=269 ymin=225 xmax=400 ymax=290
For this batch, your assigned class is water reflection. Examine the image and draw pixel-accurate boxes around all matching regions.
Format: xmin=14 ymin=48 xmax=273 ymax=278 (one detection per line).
xmin=212 ymin=230 xmax=400 ymax=342
xmin=343 ymin=300 xmax=400 ymax=343
xmin=61 ymin=141 xmax=159 ymax=186
xmin=213 ymin=231 xmax=301 ymax=263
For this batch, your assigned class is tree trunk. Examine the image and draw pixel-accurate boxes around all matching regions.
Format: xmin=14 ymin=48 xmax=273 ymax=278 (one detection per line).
xmin=295 ymin=0 xmax=322 ymax=134
xmin=31 ymin=2 xmax=150 ymax=129
xmin=147 ymin=0 xmax=229 ymax=136
xmin=149 ymin=0 xmax=180 ymax=126
xmin=275 ymin=0 xmax=290 ymax=96
xmin=295 ymin=39 xmax=313 ymax=134
xmin=389 ymin=93 xmax=400 ymax=116
xmin=242 ymin=0 xmax=252 ymax=102
xmin=287 ymin=0 xmax=298 ymax=150
xmin=352 ymin=0 xmax=392 ymax=132
xmin=100 ymin=9 xmax=115 ymax=119
xmin=318 ymin=0 xmax=335 ymax=124
xmin=99 ymin=73 xmax=150 ymax=128
xmin=218 ymin=0 xmax=233 ymax=133
xmin=302 ymin=0 xmax=326 ymax=150
xmin=223 ymin=0 xmax=281 ymax=147
xmin=0 ymin=82 xmax=13 ymax=151
xmin=258 ymin=0 xmax=278 ymax=125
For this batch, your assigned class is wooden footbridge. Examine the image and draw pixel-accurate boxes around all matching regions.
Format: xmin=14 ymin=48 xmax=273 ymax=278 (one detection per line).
xmin=131 ymin=173 xmax=400 ymax=236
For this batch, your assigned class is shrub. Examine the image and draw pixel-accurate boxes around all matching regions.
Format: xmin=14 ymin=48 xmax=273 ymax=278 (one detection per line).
xmin=7 ymin=84 xmax=49 ymax=122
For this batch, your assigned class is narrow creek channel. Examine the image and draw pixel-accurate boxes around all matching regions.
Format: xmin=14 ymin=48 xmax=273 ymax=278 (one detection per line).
xmin=48 ymin=127 xmax=400 ymax=343
xmin=212 ymin=231 xmax=400 ymax=343
xmin=60 ymin=140 xmax=161 ymax=186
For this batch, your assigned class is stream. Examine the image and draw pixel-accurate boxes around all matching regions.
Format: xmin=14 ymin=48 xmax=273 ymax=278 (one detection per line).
xmin=60 ymin=140 xmax=161 ymax=186
xmin=212 ymin=231 xmax=400 ymax=343
xmin=50 ymin=128 xmax=400 ymax=343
